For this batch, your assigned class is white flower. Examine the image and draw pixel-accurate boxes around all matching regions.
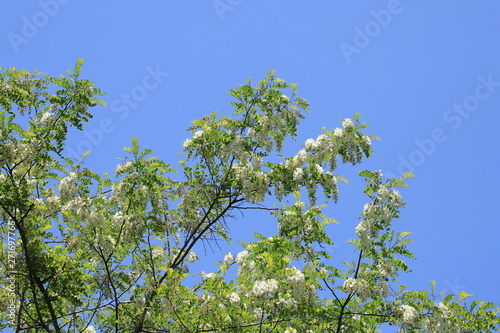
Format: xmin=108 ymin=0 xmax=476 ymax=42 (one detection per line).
xmin=83 ymin=326 xmax=96 ymax=333
xmin=253 ymin=307 xmax=264 ymax=319
xmin=193 ymin=130 xmax=203 ymax=139
xmin=235 ymin=251 xmax=249 ymax=265
xmin=284 ymin=328 xmax=297 ymax=333
xmin=377 ymin=260 xmax=393 ymax=277
xmin=187 ymin=250 xmax=198 ymax=262
xmin=436 ymin=302 xmax=449 ymax=315
xmin=293 ymin=168 xmax=303 ymax=181
xmin=200 ymin=271 xmax=216 ymax=280
xmin=89 ymin=211 xmax=105 ymax=228
xmin=287 ymin=267 xmax=305 ymax=287
xmin=377 ymin=186 xmax=389 ymax=197
xmin=46 ymin=196 xmax=60 ymax=211
xmin=113 ymin=211 xmax=124 ymax=225
xmin=278 ymin=295 xmax=298 ymax=310
xmin=224 ymin=253 xmax=233 ymax=266
xmin=40 ymin=112 xmax=54 ymax=126
xmin=228 ymin=292 xmax=240 ymax=304
xmin=251 ymin=155 xmax=263 ymax=169
xmin=391 ymin=190 xmax=403 ymax=207
xmin=400 ymin=304 xmax=419 ymax=324
xmin=253 ymin=279 xmax=279 ymax=296
xmin=182 ymin=138 xmax=192 ymax=149
xmin=304 ymin=138 xmax=316 ymax=151
xmin=314 ymin=164 xmax=324 ymax=174
xmin=281 ymin=94 xmax=289 ymax=102
xmin=293 ymin=149 xmax=308 ymax=166
xmin=342 ymin=118 xmax=354 ymax=128
xmin=152 ymin=248 xmax=164 ymax=259
xmin=363 ymin=134 xmax=372 ymax=146
xmin=0 ymin=173 xmax=6 ymax=183
xmin=115 ymin=161 xmax=133 ymax=174
xmin=343 ymin=278 xmax=357 ymax=294
xmin=316 ymin=133 xmax=328 ymax=143
xmin=58 ymin=172 xmax=78 ymax=198
xmin=362 ymin=202 xmax=377 ymax=219
xmin=355 ymin=220 xmax=369 ymax=237
xmin=333 ymin=127 xmax=343 ymax=136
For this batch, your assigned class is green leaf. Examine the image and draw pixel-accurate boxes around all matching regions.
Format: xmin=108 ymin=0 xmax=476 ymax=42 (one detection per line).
xmin=399 ymin=231 xmax=412 ymax=238
xmin=359 ymin=170 xmax=374 ymax=178
xmin=459 ymin=290 xmax=474 ymax=301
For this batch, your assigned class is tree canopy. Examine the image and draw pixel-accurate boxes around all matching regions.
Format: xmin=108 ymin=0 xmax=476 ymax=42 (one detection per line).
xmin=0 ymin=60 xmax=498 ymax=332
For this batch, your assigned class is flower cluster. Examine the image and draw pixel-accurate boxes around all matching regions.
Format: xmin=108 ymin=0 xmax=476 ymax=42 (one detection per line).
xmin=236 ymin=250 xmax=255 ymax=276
xmin=252 ymin=279 xmax=279 ymax=297
xmin=228 ymin=292 xmax=240 ymax=304
xmin=355 ymin=220 xmax=371 ymax=249
xmin=40 ymin=111 xmax=55 ymax=126
xmin=115 ymin=161 xmax=133 ymax=175
xmin=423 ymin=302 xmax=456 ymax=332
xmin=200 ymin=271 xmax=217 ymax=280
xmin=400 ymin=304 xmax=419 ymax=325
xmin=58 ymin=172 xmax=78 ymax=199
xmin=287 ymin=267 xmax=305 ymax=298
xmin=223 ymin=253 xmax=233 ymax=267
xmin=342 ymin=278 xmax=371 ymax=301
xmin=342 ymin=118 xmax=354 ymax=129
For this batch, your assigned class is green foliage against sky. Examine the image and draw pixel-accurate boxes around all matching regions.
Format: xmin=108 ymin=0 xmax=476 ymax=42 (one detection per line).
xmin=0 ymin=61 xmax=498 ymax=332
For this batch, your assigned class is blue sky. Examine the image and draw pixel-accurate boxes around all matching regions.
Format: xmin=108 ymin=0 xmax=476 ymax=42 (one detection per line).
xmin=2 ymin=0 xmax=500 ymax=327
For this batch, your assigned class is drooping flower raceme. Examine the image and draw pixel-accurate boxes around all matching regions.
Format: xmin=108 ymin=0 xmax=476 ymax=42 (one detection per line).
xmin=252 ymin=279 xmax=279 ymax=297
xmin=40 ymin=111 xmax=55 ymax=126
xmin=400 ymin=304 xmax=419 ymax=325
xmin=342 ymin=118 xmax=354 ymax=128
xmin=228 ymin=292 xmax=240 ymax=304
xmin=58 ymin=172 xmax=78 ymax=198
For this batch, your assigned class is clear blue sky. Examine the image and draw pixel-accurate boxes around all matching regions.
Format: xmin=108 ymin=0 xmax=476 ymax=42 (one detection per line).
xmin=2 ymin=0 xmax=500 ymax=325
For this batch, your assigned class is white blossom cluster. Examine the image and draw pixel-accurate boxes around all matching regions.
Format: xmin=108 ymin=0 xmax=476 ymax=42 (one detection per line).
xmin=235 ymin=250 xmax=255 ymax=276
xmin=0 ymin=142 xmax=16 ymax=165
xmin=342 ymin=278 xmax=371 ymax=301
xmin=423 ymin=302 xmax=456 ymax=332
xmin=94 ymin=233 xmax=116 ymax=253
xmin=187 ymin=250 xmax=198 ymax=263
xmin=0 ymin=139 xmax=40 ymax=165
xmin=110 ymin=182 xmax=128 ymax=206
xmin=228 ymin=292 xmax=240 ymax=304
xmin=58 ymin=172 xmax=78 ymax=199
xmin=277 ymin=293 xmax=298 ymax=310
xmin=151 ymin=248 xmax=164 ymax=259
xmin=376 ymin=260 xmax=394 ymax=277
xmin=342 ymin=118 xmax=354 ymax=129
xmin=252 ymin=279 xmax=279 ymax=297
xmin=40 ymin=111 xmax=55 ymax=126
xmin=115 ymin=160 xmax=133 ymax=175
xmin=355 ymin=219 xmax=371 ymax=249
xmin=223 ymin=252 xmax=233 ymax=267
xmin=286 ymin=149 xmax=308 ymax=169
xmin=62 ymin=197 xmax=89 ymax=219
xmin=400 ymin=304 xmax=419 ymax=325
xmin=200 ymin=271 xmax=217 ymax=280
xmin=287 ymin=267 xmax=306 ymax=298
xmin=377 ymin=186 xmax=403 ymax=208
xmin=355 ymin=185 xmax=405 ymax=249
xmin=83 ymin=326 xmax=96 ymax=333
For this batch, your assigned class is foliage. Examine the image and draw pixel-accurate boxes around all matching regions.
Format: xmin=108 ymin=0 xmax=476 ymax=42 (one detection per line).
xmin=0 ymin=60 xmax=498 ymax=332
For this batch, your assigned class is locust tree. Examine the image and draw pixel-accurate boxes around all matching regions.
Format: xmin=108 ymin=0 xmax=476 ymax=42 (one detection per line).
xmin=0 ymin=60 xmax=498 ymax=332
